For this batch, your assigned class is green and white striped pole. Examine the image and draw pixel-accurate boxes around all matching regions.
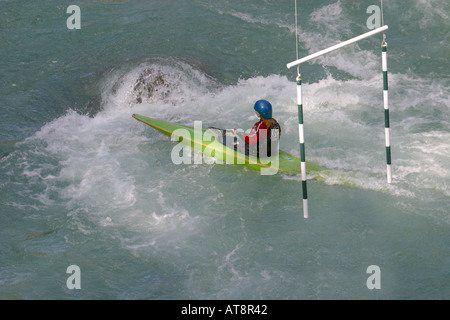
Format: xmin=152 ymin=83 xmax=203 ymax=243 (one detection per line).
xmin=297 ymin=75 xmax=308 ymax=218
xmin=382 ymin=41 xmax=392 ymax=183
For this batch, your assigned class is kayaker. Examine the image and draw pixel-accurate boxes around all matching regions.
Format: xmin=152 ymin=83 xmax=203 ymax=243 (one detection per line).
xmin=233 ymin=100 xmax=281 ymax=157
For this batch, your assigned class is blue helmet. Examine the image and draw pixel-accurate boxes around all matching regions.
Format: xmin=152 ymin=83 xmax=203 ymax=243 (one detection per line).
xmin=254 ymin=100 xmax=272 ymax=119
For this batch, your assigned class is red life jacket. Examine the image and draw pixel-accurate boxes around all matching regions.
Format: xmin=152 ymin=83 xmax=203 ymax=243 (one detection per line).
xmin=242 ymin=119 xmax=281 ymax=157
xmin=242 ymin=121 xmax=267 ymax=144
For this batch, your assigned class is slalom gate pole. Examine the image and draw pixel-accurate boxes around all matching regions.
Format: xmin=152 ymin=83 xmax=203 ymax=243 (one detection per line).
xmin=297 ymin=75 xmax=308 ymax=218
xmin=382 ymin=42 xmax=392 ymax=183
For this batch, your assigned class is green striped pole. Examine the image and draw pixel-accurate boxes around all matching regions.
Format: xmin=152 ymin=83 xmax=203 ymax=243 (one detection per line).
xmin=297 ymin=75 xmax=308 ymax=218
xmin=382 ymin=43 xmax=392 ymax=183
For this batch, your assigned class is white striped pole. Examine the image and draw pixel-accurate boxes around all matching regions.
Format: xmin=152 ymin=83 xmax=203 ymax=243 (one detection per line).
xmin=297 ymin=75 xmax=308 ymax=218
xmin=382 ymin=42 xmax=392 ymax=183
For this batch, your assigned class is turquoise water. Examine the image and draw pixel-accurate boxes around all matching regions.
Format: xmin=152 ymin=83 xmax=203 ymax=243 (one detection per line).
xmin=0 ymin=0 xmax=449 ymax=299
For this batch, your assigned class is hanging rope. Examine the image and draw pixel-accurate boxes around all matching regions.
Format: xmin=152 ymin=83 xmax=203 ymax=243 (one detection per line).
xmin=380 ymin=0 xmax=387 ymax=45
xmin=294 ymin=0 xmax=300 ymax=77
